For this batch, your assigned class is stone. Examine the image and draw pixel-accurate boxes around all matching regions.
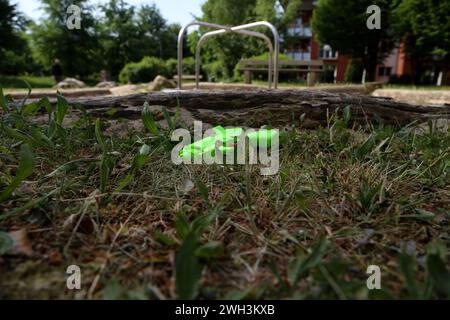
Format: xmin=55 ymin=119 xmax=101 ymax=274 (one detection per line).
xmin=148 ymin=75 xmax=176 ymax=91
xmin=96 ymin=81 xmax=117 ymax=88
xmin=55 ymin=77 xmax=86 ymax=89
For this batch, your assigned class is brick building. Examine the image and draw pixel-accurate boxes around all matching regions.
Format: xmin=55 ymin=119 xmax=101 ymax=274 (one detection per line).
xmin=284 ymin=0 xmax=449 ymax=85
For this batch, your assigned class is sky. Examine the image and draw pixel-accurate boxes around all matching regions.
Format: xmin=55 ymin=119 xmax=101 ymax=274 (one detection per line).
xmin=14 ymin=0 xmax=205 ymax=26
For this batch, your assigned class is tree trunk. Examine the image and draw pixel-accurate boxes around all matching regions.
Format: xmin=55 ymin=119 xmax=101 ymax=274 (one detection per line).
xmin=64 ymin=89 xmax=450 ymax=128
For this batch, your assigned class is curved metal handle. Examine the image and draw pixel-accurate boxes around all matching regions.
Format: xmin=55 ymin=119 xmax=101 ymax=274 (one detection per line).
xmin=195 ymin=28 xmax=274 ymax=89
xmin=229 ymin=21 xmax=280 ymax=88
xmin=178 ymin=20 xmax=280 ymax=89
xmin=178 ymin=21 xmax=233 ymax=89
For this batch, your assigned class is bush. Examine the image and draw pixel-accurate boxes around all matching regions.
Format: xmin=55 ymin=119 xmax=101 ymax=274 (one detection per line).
xmin=321 ymin=64 xmax=336 ymax=83
xmin=166 ymin=58 xmax=178 ymax=78
xmin=344 ymin=59 xmax=364 ymax=83
xmin=203 ymin=61 xmax=226 ymax=82
xmin=166 ymin=57 xmax=197 ymax=78
xmin=183 ymin=57 xmax=196 ymax=75
xmin=119 ymin=57 xmax=169 ymax=84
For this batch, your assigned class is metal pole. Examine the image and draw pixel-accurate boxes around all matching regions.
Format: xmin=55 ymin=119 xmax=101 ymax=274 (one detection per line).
xmin=229 ymin=21 xmax=280 ymax=89
xmin=178 ymin=21 xmax=233 ymax=89
xmin=195 ymin=29 xmax=273 ymax=89
xmin=178 ymin=20 xmax=280 ymax=89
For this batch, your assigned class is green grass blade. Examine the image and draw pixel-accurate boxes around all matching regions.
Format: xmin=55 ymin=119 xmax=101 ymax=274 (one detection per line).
xmin=162 ymin=106 xmax=174 ymax=130
xmin=175 ymin=232 xmax=202 ymax=299
xmin=56 ymin=93 xmax=69 ymax=125
xmin=0 ymin=144 xmax=35 ymax=203
xmin=142 ymin=102 xmax=159 ymax=135
xmin=0 ymin=87 xmax=8 ymax=112
xmin=95 ymin=118 xmax=106 ymax=152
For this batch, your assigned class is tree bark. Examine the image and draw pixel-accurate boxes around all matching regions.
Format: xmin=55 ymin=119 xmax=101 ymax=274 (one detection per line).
xmin=67 ymin=89 xmax=450 ymax=128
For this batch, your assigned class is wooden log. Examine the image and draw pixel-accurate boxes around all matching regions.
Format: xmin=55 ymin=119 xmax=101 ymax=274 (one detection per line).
xmin=61 ymin=89 xmax=450 ymax=128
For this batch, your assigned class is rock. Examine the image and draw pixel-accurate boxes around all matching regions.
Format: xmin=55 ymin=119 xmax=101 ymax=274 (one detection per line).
xmin=110 ymin=84 xmax=138 ymax=96
xmin=148 ymin=75 xmax=176 ymax=91
xmin=55 ymin=77 xmax=86 ymax=89
xmin=96 ymin=81 xmax=117 ymax=88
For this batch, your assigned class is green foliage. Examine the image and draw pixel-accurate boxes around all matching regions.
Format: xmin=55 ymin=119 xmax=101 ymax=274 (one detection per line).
xmin=165 ymin=58 xmax=178 ymax=78
xmin=175 ymin=210 xmax=218 ymax=299
xmin=99 ymin=1 xmax=180 ymax=77
xmin=0 ymin=144 xmax=35 ymax=203
xmin=119 ymin=57 xmax=169 ymax=83
xmin=203 ymin=61 xmax=227 ymax=82
xmin=312 ymin=0 xmax=396 ymax=81
xmin=287 ymin=236 xmax=329 ymax=286
xmin=0 ymin=0 xmax=35 ymax=75
xmin=198 ymin=0 xmax=273 ymax=79
xmin=175 ymin=232 xmax=203 ymax=299
xmin=0 ymin=76 xmax=54 ymax=89
xmin=166 ymin=57 xmax=196 ymax=78
xmin=31 ymin=0 xmax=101 ymax=78
xmin=344 ymin=59 xmax=364 ymax=83
xmin=1 ymin=85 xmax=450 ymax=299
xmin=182 ymin=57 xmax=196 ymax=75
xmin=196 ymin=0 xmax=307 ymax=81
xmin=30 ymin=0 xmax=177 ymax=78
xmin=142 ymin=102 xmax=159 ymax=135
xmin=399 ymin=241 xmax=450 ymax=299
xmin=391 ymin=0 xmax=450 ymax=83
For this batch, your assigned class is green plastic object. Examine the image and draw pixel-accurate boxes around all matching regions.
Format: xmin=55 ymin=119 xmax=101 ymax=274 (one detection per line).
xmin=180 ymin=126 xmax=278 ymax=160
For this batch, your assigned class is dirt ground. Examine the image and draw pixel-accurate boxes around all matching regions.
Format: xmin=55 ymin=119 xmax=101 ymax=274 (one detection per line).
xmin=372 ymin=89 xmax=450 ymax=105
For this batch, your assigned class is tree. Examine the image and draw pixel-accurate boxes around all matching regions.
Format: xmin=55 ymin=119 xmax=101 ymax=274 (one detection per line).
xmin=195 ymin=0 xmax=303 ymax=79
xmin=0 ymin=0 xmax=34 ymax=75
xmin=98 ymin=0 xmax=139 ymax=77
xmin=99 ymin=0 xmax=179 ymax=78
xmin=31 ymin=0 xmax=101 ymax=78
xmin=391 ymin=0 xmax=450 ymax=84
xmin=312 ymin=0 xmax=396 ymax=82
xmin=199 ymin=0 xmax=260 ymax=78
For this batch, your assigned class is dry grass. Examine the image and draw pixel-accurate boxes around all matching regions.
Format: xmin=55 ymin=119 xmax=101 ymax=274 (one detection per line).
xmin=0 ymin=91 xmax=449 ymax=299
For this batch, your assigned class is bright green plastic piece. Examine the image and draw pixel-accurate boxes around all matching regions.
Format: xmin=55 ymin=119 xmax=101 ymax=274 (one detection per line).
xmin=180 ymin=126 xmax=278 ymax=160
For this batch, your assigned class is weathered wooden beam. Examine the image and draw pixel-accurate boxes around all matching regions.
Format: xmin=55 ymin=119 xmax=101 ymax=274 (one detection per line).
xmin=33 ymin=89 xmax=450 ymax=128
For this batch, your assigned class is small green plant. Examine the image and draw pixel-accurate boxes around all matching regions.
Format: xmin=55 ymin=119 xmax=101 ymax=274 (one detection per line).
xmin=175 ymin=209 xmax=219 ymax=299
xmin=0 ymin=144 xmax=35 ymax=203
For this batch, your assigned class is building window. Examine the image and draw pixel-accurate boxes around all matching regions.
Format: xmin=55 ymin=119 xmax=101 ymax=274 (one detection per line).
xmin=287 ymin=18 xmax=312 ymax=37
xmin=286 ymin=50 xmax=311 ymax=61
xmin=378 ymin=66 xmax=392 ymax=76
xmin=319 ymin=45 xmax=336 ymax=59
xmin=385 ymin=67 xmax=392 ymax=76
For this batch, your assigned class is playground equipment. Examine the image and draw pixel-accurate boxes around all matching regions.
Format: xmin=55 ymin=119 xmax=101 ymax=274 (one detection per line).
xmin=177 ymin=21 xmax=280 ymax=90
xmin=196 ymin=29 xmax=273 ymax=89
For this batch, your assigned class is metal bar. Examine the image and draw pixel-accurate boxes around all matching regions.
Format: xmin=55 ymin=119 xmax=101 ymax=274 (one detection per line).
xmin=195 ymin=29 xmax=273 ymax=89
xmin=178 ymin=20 xmax=280 ymax=89
xmin=178 ymin=21 xmax=233 ymax=89
xmin=229 ymin=21 xmax=280 ymax=88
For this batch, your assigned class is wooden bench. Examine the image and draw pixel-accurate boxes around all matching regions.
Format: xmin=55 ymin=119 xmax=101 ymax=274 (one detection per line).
xmin=173 ymin=75 xmax=203 ymax=82
xmin=238 ymin=59 xmax=324 ymax=86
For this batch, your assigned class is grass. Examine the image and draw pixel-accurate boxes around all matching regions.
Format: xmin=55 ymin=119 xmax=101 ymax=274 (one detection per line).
xmin=0 ymin=87 xmax=449 ymax=299
xmin=0 ymin=75 xmax=55 ymax=89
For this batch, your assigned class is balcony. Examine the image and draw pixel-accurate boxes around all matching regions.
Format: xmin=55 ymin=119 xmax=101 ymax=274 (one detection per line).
xmin=287 ymin=26 xmax=312 ymax=37
xmin=286 ymin=51 xmax=311 ymax=61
